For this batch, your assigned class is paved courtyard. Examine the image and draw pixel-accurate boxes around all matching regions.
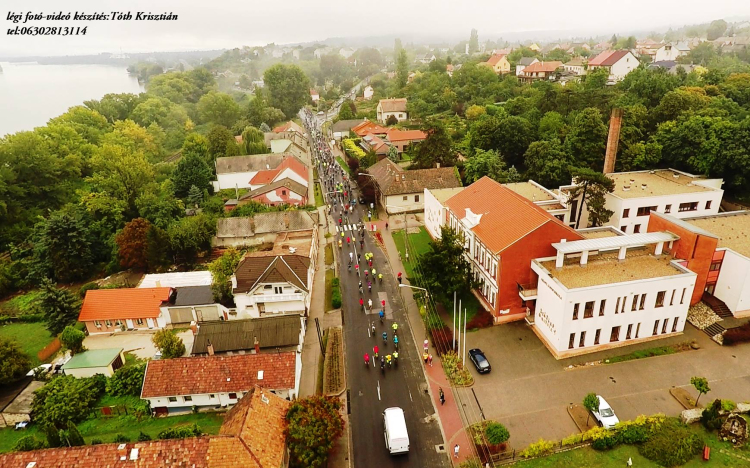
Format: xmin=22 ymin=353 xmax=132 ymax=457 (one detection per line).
xmin=84 ymin=329 xmax=194 ymax=360
xmin=453 ymin=321 xmax=750 ymax=449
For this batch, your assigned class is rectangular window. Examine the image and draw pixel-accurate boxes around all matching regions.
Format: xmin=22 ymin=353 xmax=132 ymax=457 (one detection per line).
xmin=709 ymin=261 xmax=722 ymax=271
xmin=665 ymin=204 xmax=671 ymax=213
xmin=680 ymin=288 xmax=686 ymax=304
xmin=183 ymin=396 xmax=192 ymax=402
xmin=229 ymin=393 xmax=238 ymax=399
xmin=661 ymin=319 xmax=668 ymax=334
xmin=599 ymin=300 xmax=606 ymax=316
xmin=570 ymin=199 xmax=579 ymax=220
xmin=634 ymin=224 xmax=641 ymax=233
xmin=655 ymin=291 xmax=665 ymax=308
xmin=622 ymin=208 xmax=630 ymax=218
xmin=639 ymin=294 xmax=646 ymax=310
xmin=626 ymin=324 xmax=633 ymax=340
xmin=679 ymin=202 xmax=698 ymax=212
xmin=594 ymin=329 xmax=601 ymax=345
xmin=568 ymin=333 xmax=575 ymax=349
xmin=415 ymin=195 xmax=420 ymax=202
xmin=610 ymin=326 xmax=620 ymax=342
xmin=403 ymin=196 xmax=408 ymax=201
xmin=579 ymin=331 xmax=586 ymax=348
xmin=105 ymin=320 xmax=112 ymax=327
xmin=653 ymin=320 xmax=659 ymax=336
xmin=672 ymin=317 xmax=679 ymax=333
xmin=274 ymin=286 xmax=283 ymax=294
xmin=636 ymin=322 xmax=641 ymax=338
xmin=620 ymin=226 xmax=627 ymax=233
xmin=615 ymin=297 xmax=620 ymax=314
xmin=209 ymin=394 xmax=216 ymax=399
xmin=632 ymin=295 xmax=639 ymax=311
xmin=637 ymin=206 xmax=657 ymax=216
xmin=136 ymin=318 xmax=144 ymax=325
xmin=281 ymin=190 xmax=286 ymax=195
xmin=168 ymin=397 xmax=177 ymax=403
xmin=621 ymin=297 xmax=626 ymax=314
xmin=670 ymin=290 xmax=675 ymax=306
xmin=572 ymin=303 xmax=579 ymax=320
xmin=584 ymin=301 xmax=594 ymax=318
xmin=705 ymin=200 xmax=712 ymax=210
xmin=94 ymin=320 xmax=101 ymax=327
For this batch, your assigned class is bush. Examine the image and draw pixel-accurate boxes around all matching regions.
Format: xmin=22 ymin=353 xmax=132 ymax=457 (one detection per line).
xmin=331 ymin=278 xmax=342 ymax=309
xmin=638 ymin=419 xmax=703 ymax=467
xmin=78 ymin=282 xmax=100 ymax=299
xmin=158 ymin=423 xmax=202 ymax=440
xmin=137 ymin=431 xmax=152 ymax=441
xmin=617 ymin=423 xmax=649 ymax=444
xmin=702 ymin=399 xmax=723 ymax=430
xmin=591 ymin=433 xmax=618 ymax=451
xmin=485 ymin=422 xmax=510 ymax=445
xmin=60 ymin=325 xmax=86 ymax=355
xmin=441 ymin=350 xmax=473 ymax=386
xmin=31 ymin=375 xmax=106 ymax=428
xmin=152 ymin=329 xmax=186 ymax=359
xmin=721 ymin=399 xmax=737 ymax=412
xmin=519 ymin=438 xmax=555 ymax=458
xmin=13 ymin=435 xmax=45 ymax=452
xmin=466 ymin=309 xmax=494 ymax=329
xmin=430 ymin=325 xmax=454 ymax=356
xmin=107 ymin=363 xmax=146 ymax=396
xmin=113 ymin=434 xmax=131 ymax=443
xmin=342 ymin=138 xmax=366 ymax=159
xmin=90 ymin=438 xmax=103 ymax=445
xmin=723 ymin=321 xmax=750 ymax=345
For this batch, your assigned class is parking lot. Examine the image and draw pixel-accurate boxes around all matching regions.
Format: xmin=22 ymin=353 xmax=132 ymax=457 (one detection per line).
xmin=84 ymin=329 xmax=194 ymax=360
xmin=453 ymin=321 xmax=750 ymax=449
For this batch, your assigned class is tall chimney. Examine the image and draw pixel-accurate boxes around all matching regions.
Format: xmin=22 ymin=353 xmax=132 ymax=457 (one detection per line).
xmin=603 ymin=108 xmax=623 ymax=174
xmin=254 ymin=336 xmax=260 ymax=354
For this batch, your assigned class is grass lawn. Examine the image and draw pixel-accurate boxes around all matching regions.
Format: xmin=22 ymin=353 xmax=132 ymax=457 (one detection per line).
xmin=335 ymin=156 xmax=351 ymax=176
xmin=605 ymin=341 xmax=692 ymax=364
xmin=325 ymin=269 xmax=335 ymax=311
xmin=0 ymin=289 xmax=43 ymax=314
xmin=314 ymin=183 xmax=325 ymax=207
xmin=325 ymin=244 xmax=334 ymax=266
xmin=0 ymin=322 xmax=55 ymax=366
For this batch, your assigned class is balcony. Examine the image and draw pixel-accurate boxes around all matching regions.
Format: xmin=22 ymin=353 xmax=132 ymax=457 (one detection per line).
xmin=524 ymin=307 xmax=535 ymax=325
xmin=252 ymin=293 xmax=305 ymax=303
xmin=517 ymin=283 xmax=538 ymax=301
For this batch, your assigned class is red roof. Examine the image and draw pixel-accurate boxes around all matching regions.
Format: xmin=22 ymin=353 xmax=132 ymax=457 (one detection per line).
xmin=78 ymin=288 xmax=171 ymax=322
xmin=250 ymin=168 xmax=277 ymax=185
xmin=588 ymin=50 xmax=630 ymax=67
xmin=385 ymin=128 xmax=427 ymax=142
xmin=272 ymin=122 xmax=291 ymax=132
xmin=248 ymin=155 xmax=308 ymax=186
xmin=141 ymin=353 xmax=296 ymax=398
xmin=352 ymin=120 xmax=389 ymax=137
xmin=486 ymin=54 xmax=507 ymax=66
xmin=444 ymin=177 xmax=580 ymax=254
xmin=522 ymin=61 xmax=563 ymax=73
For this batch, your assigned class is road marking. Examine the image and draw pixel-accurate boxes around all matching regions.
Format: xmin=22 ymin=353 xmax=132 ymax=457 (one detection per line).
xmin=409 ymin=390 xmax=413 ymax=402
xmin=377 ymin=381 xmax=381 ymax=400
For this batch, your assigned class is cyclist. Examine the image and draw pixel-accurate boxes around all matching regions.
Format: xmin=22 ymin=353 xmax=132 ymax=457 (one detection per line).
xmin=364 ymin=353 xmax=370 ymax=366
xmin=373 ymin=345 xmax=379 ymax=358
xmin=338 ymin=239 xmax=342 ymax=249
xmin=368 ymin=282 xmax=372 ymax=293
xmin=379 ymin=309 xmax=384 ymax=322
xmin=397 ymin=272 xmax=402 ymax=284
xmin=359 ymin=298 xmax=364 ymax=308
xmin=392 ymin=322 xmax=398 ymax=333
xmin=382 ymin=331 xmax=387 ymax=343
xmin=378 ymin=273 xmax=383 ymax=283
xmin=368 ymin=298 xmax=372 ymax=310
xmin=371 ymin=323 xmax=376 ymax=335
xmin=385 ymin=354 xmax=392 ymax=368
xmin=394 ymin=334 xmax=399 ymax=349
xmin=381 ymin=299 xmax=386 ymax=309
xmin=393 ymin=351 xmax=399 ymax=364
xmin=372 ymin=268 xmax=377 ymax=277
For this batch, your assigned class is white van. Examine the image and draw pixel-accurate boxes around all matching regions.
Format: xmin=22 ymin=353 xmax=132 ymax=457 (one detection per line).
xmin=383 ymin=407 xmax=409 ymax=454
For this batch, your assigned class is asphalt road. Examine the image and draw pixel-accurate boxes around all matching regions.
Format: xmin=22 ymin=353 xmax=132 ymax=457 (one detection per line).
xmin=307 ymin=114 xmax=447 ymax=467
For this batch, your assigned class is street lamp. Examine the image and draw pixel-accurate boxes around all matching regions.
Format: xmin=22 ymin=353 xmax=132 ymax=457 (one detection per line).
xmin=398 ymin=284 xmax=428 ymax=294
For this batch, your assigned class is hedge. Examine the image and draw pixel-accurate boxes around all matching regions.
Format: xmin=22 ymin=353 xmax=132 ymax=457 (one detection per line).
xmin=342 ymin=138 xmax=366 ymax=159
xmin=331 ymin=278 xmax=342 ymax=309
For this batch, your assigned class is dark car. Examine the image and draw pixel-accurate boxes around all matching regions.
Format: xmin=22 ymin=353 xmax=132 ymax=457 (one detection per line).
xmin=468 ymin=348 xmax=491 ymax=374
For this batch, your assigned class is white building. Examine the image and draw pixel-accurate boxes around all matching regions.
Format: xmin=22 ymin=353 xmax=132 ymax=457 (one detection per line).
xmin=376 ymin=98 xmax=408 ymax=124
xmin=141 ymin=352 xmax=300 ymax=415
xmin=62 ymin=348 xmax=125 ymax=378
xmin=516 ymin=57 xmax=540 ymax=76
xmin=530 ymin=233 xmax=697 ymax=358
xmin=213 ymin=153 xmax=287 ymax=191
xmin=587 ymin=50 xmax=639 ymax=82
xmin=654 ymin=42 xmax=691 ymax=62
xmin=363 ymin=85 xmax=374 ymax=100
xmin=504 ymin=181 xmax=573 ymax=226
xmin=138 ymin=271 xmax=212 ymax=288
xmin=339 ymin=47 xmax=356 ymax=58
xmin=574 ymin=169 xmax=723 ymax=234
xmin=424 ymin=187 xmax=467 ymax=239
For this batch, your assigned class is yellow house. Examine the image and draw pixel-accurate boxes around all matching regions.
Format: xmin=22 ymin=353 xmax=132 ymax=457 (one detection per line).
xmin=481 ymin=53 xmax=511 ymax=74
xmin=528 ymin=43 xmax=541 ymax=52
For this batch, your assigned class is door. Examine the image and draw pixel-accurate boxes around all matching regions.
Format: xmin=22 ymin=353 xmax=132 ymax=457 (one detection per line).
xmin=126 ymin=319 xmax=134 ymax=329
xmin=147 ymin=318 xmax=155 ymax=329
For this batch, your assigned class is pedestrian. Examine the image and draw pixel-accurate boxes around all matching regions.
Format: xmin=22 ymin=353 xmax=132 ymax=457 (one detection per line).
xmin=423 ymin=339 xmax=429 ymax=352
xmin=454 ymin=444 xmax=460 ymax=459
xmin=439 ymin=387 xmax=445 ymax=405
xmin=397 ymin=272 xmax=402 ymax=284
xmin=423 ymin=351 xmax=428 ymax=363
xmin=385 ymin=222 xmax=389 ymax=230
xmin=428 ymin=354 xmax=433 ymax=366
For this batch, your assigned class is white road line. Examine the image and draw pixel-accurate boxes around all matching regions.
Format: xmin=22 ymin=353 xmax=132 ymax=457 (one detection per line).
xmin=377 ymin=381 xmax=381 ymax=400
xmin=409 ymin=390 xmax=413 ymax=402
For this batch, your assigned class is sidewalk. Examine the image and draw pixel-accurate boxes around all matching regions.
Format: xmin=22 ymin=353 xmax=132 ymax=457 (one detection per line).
xmin=374 ymin=214 xmax=473 ymax=466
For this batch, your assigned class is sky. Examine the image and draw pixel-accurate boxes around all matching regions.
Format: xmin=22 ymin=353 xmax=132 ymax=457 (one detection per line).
xmin=1 ymin=0 xmax=748 ymax=57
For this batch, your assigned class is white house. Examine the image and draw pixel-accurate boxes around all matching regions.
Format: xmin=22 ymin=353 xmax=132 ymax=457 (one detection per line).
xmin=310 ymin=88 xmax=319 ymax=102
xmin=330 ymin=119 xmax=365 ymax=141
xmin=339 ymin=47 xmax=356 ymax=58
xmin=573 ymin=169 xmax=723 ymax=234
xmin=376 ymin=98 xmax=408 ymax=123
xmin=654 ymin=42 xmax=691 ymax=62
xmin=314 ymin=47 xmax=332 ymax=59
xmin=530 ymin=233 xmax=697 ymax=358
xmin=232 ymin=230 xmax=317 ymax=318
xmin=141 ymin=353 xmax=299 ymax=415
xmin=213 ymin=153 xmax=287 ymax=191
xmin=424 ymin=187 xmax=467 ymax=239
xmin=363 ymin=85 xmax=374 ymax=100
xmin=563 ymin=57 xmax=586 ymax=76
xmin=516 ymin=57 xmax=539 ymax=76
xmin=587 ymin=50 xmax=639 ymax=81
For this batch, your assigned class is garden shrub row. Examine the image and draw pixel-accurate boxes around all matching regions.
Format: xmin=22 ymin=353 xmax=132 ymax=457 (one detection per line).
xmin=342 ymin=138 xmax=366 ymax=159
xmin=441 ymin=350 xmax=473 ymax=386
xmin=331 ymin=278 xmax=342 ymax=309
xmin=723 ymin=321 xmax=750 ymax=345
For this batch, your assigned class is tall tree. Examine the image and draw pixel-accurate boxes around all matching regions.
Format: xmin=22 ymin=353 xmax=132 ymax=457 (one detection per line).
xmin=469 ymin=29 xmax=479 ymax=54
xmin=419 ymin=226 xmax=476 ymax=304
xmin=464 ymin=149 xmax=508 ymax=183
xmin=0 ymin=337 xmax=31 ymax=385
xmin=87 ymin=144 xmax=155 ymax=218
xmin=396 ymin=49 xmax=409 ymax=89
xmin=168 ymin=213 xmax=216 ymax=265
xmin=152 ymin=329 xmax=186 ymax=359
xmin=60 ymin=326 xmax=86 ymax=355
xmin=285 ymin=396 xmax=345 ymax=468
xmin=207 ymin=125 xmax=234 ymax=161
xmin=172 ymin=150 xmax=213 ymax=199
xmin=524 ymin=139 xmax=572 ymax=188
xmin=263 ymin=64 xmax=311 ymax=118
xmin=565 ymin=108 xmax=608 ymax=171
xmin=691 ymin=376 xmax=710 ymax=406
xmin=30 ymin=208 xmax=95 ymax=283
xmin=116 ymin=218 xmax=152 ymax=270
xmin=567 ymin=167 xmax=615 ymax=229
xmin=706 ymin=19 xmax=728 ymax=41
xmin=241 ymin=126 xmax=267 ymax=155
xmin=31 ymin=375 xmax=105 ymax=429
xmin=411 ymin=122 xmax=456 ymax=169
xmin=209 ymin=249 xmax=243 ymax=305
xmin=39 ymin=278 xmax=80 ymax=335
xmin=583 ymin=393 xmax=599 ymax=425
xmin=197 ymin=91 xmax=241 ymax=127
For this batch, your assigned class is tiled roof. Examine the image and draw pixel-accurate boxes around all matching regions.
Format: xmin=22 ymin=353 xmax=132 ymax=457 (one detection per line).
xmin=588 ymin=50 xmax=630 ymax=67
xmin=192 ymin=315 xmax=302 ymax=354
xmin=241 ymin=178 xmax=308 ymax=199
xmin=522 ymin=61 xmax=563 ymax=73
xmin=486 ymin=53 xmax=507 ymax=66
xmin=215 ymin=153 xmax=286 ymax=175
xmin=378 ymin=98 xmax=407 ymax=113
xmin=79 ymin=288 xmax=171 ymax=322
xmin=233 ymin=254 xmax=310 ymax=293
xmin=362 ymin=133 xmax=390 ymax=154
xmin=352 ymin=120 xmax=389 ymax=137
xmin=272 ymin=120 xmax=305 ymax=135
xmin=141 ymin=353 xmax=296 ymax=398
xmin=445 ymin=177 xmax=580 ymax=254
xmin=518 ymin=57 xmax=538 ymax=66
xmin=564 ymin=57 xmax=584 ymax=66
xmin=331 ymin=119 xmax=365 ymax=132
xmin=249 ymin=168 xmax=278 ymax=185
xmin=385 ymin=129 xmax=427 ymax=142
xmin=368 ymin=158 xmax=461 ymax=195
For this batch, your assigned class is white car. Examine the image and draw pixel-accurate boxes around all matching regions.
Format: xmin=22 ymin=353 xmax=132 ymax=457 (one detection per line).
xmin=592 ymin=395 xmax=619 ymax=429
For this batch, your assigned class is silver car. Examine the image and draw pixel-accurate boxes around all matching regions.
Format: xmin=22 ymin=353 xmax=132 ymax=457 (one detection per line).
xmin=592 ymin=395 xmax=619 ymax=429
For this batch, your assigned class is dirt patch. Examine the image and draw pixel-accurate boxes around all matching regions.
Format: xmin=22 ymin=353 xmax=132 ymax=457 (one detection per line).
xmin=568 ymin=404 xmax=599 ymax=432
xmin=98 ymin=270 xmax=144 ymax=288
xmin=670 ymin=387 xmax=701 ymax=409
xmin=323 ymin=326 xmax=345 ymax=395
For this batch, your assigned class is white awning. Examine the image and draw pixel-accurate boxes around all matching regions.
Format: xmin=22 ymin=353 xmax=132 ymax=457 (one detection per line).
xmin=552 ymin=232 xmax=679 ymax=254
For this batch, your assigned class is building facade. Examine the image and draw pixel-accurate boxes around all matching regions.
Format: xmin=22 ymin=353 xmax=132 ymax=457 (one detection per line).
xmin=376 ymin=98 xmax=408 ymax=123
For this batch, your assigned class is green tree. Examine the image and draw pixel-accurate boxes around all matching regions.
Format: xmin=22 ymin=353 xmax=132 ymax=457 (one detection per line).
xmin=468 ymin=29 xmax=479 ymax=54
xmin=241 ymin=126 xmax=267 ymax=155
xmin=396 ymin=49 xmax=409 ymax=89
xmin=45 ymin=424 xmax=62 ymax=448
xmin=60 ymin=326 xmax=86 ymax=355
xmin=0 ymin=337 xmax=32 ymax=385
xmin=136 ymin=182 xmax=184 ymax=230
xmin=691 ymin=376 xmax=710 ymax=406
xmin=285 ymin=395 xmax=345 ymax=468
xmin=148 ymin=72 xmax=198 ymax=104
xmin=31 ymin=375 xmax=105 ymax=429
xmin=106 ymin=363 xmax=147 ymax=396
xmin=465 ymin=105 xmax=486 ymax=121
xmin=246 ymin=89 xmax=286 ymax=128
xmin=464 ymin=149 xmax=507 ymax=183
xmin=182 ymin=133 xmax=211 ymax=164
xmin=412 ymin=122 xmax=456 ymax=169
xmin=152 ymin=329 xmax=186 ymax=359
xmin=145 ymin=225 xmax=172 ymax=272
xmin=29 ymin=208 xmax=96 ymax=284
xmin=583 ymin=393 xmax=599 ymax=425
xmin=419 ymin=226 xmax=476 ymax=304
xmin=706 ymin=19 xmax=728 ymax=41
xmin=167 ymin=213 xmax=216 ymax=265
xmin=172 ymin=150 xmax=213 ymax=198
xmin=209 ymin=249 xmax=243 ymax=305
xmin=39 ymin=278 xmax=80 ymax=335
xmin=47 ymin=106 xmax=111 ymax=144
xmin=65 ymin=421 xmax=85 ymax=447
xmin=385 ymin=114 xmax=398 ymax=126
xmin=197 ymin=91 xmax=241 ymax=127
xmin=387 ymin=145 xmax=399 ymax=162
xmin=494 ymin=115 xmax=535 ymax=167
xmin=524 ymin=139 xmax=572 ymax=188
xmin=102 ymin=119 xmax=162 ymax=162
xmin=116 ymin=218 xmax=152 ymax=270
xmin=568 ymin=167 xmax=615 ymax=229
xmin=263 ymin=64 xmax=311 ymax=118
xmin=207 ymin=125 xmax=234 ymax=160
xmin=84 ymin=92 xmax=141 ymax=123
xmin=13 ymin=435 xmax=44 ymax=452
xmin=485 ymin=422 xmax=510 ymax=445
xmin=87 ymin=144 xmax=155 ymax=218
xmin=565 ymin=108 xmax=608 ymax=170
xmin=337 ymin=100 xmax=356 ymax=120
xmin=187 ymin=185 xmax=203 ymax=207
xmin=584 ymin=67 xmax=609 ymax=91
xmin=538 ymin=111 xmax=567 ymax=141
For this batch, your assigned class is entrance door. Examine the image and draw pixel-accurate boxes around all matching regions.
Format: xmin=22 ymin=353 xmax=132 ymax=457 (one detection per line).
xmin=147 ymin=318 xmax=155 ymax=329
xmin=126 ymin=319 xmax=134 ymax=329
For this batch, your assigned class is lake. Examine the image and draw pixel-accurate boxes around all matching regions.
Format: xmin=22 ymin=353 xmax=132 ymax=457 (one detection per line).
xmin=0 ymin=62 xmax=145 ymax=137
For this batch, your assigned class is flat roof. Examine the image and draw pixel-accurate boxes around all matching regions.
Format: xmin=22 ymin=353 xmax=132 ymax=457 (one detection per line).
xmin=552 ymin=232 xmax=678 ymax=254
xmin=686 ymin=212 xmax=750 ymax=258
xmin=428 ymin=187 xmax=466 ymax=204
xmin=608 ymin=169 xmax=718 ymax=199
xmin=577 ymin=227 xmax=623 ymax=240
xmin=246 ymin=230 xmax=314 ymax=259
xmin=539 ymin=203 xmax=565 ymax=211
xmin=139 ymin=271 xmax=212 ymax=288
xmin=504 ymin=182 xmax=555 ymax=202
xmin=63 ymin=348 xmax=122 ymax=369
xmin=539 ymin=252 xmax=688 ymax=289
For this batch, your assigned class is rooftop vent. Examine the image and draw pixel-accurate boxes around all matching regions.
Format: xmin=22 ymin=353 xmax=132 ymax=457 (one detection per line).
xmin=623 ymin=186 xmax=631 ymax=191
xmin=673 ymin=173 xmax=680 ymax=178
xmin=289 ymin=247 xmax=297 ymax=253
xmin=118 ymin=444 xmax=127 ymax=450
xmin=130 ymin=449 xmax=140 ymax=461
xmin=261 ymin=393 xmax=270 ymax=405
xmin=26 ymin=463 xmax=36 ymax=468
xmin=227 ymin=377 xmax=231 ymax=382
xmin=630 ymin=178 xmax=635 ymax=184
xmin=258 ymin=370 xmax=264 ymax=380
xmin=641 ymin=184 xmax=647 ymax=190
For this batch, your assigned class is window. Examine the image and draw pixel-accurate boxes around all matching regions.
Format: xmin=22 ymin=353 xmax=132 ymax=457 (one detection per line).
xmin=620 ymin=226 xmax=626 ymax=232
xmin=572 ymin=304 xmax=579 ymax=320
xmin=274 ymin=286 xmax=283 ymax=294
xmin=622 ymin=208 xmax=630 ymax=218
xmin=228 ymin=393 xmax=238 ymax=400
xmin=639 ymin=294 xmax=646 ymax=310
xmin=621 ymin=297 xmax=626 ymax=314
xmin=653 ymin=320 xmax=659 ymax=336
xmin=636 ymin=206 xmax=657 ymax=216
xmin=403 ymin=196 xmax=408 ymax=201
xmin=705 ymin=201 xmax=712 ymax=210
xmin=661 ymin=319 xmax=668 ymax=334
xmin=568 ymin=333 xmax=575 ymax=349
xmin=679 ymin=202 xmax=698 ymax=212
xmin=183 ymin=396 xmax=192 ymax=402
xmin=655 ymin=291 xmax=666 ymax=308
xmin=415 ymin=195 xmax=420 ymax=202
xmin=594 ymin=329 xmax=601 ymax=345
xmin=555 ymin=215 xmax=564 ymax=221
xmin=665 ymin=204 xmax=671 ymax=213
xmin=709 ymin=261 xmax=722 ymax=271
xmin=579 ymin=331 xmax=586 ymax=348
xmin=264 ymin=284 xmax=273 ymax=289
xmin=632 ymin=295 xmax=639 ymax=311
xmin=570 ymin=200 xmax=579 ymax=220
xmin=672 ymin=317 xmax=679 ymax=333
xmin=584 ymin=301 xmax=594 ymax=318
xmin=105 ymin=320 xmax=112 ymax=327
xmin=599 ymin=300 xmax=606 ymax=316
xmin=610 ymin=326 xmax=620 ymax=342
xmin=633 ymin=224 xmax=641 ymax=233
xmin=636 ymin=323 xmax=641 ymax=338
xmin=136 ymin=318 xmax=144 ymax=325
xmin=670 ymin=290 xmax=675 ymax=306
xmin=282 ymin=190 xmax=287 ymax=196
xmin=115 ymin=320 xmax=122 ymax=326
xmin=680 ymin=288 xmax=686 ymax=304
xmin=615 ymin=297 xmax=620 ymax=314
xmin=626 ymin=324 xmax=633 ymax=340
xmin=94 ymin=320 xmax=101 ymax=327
xmin=168 ymin=397 xmax=177 ymax=403
xmin=209 ymin=394 xmax=216 ymax=399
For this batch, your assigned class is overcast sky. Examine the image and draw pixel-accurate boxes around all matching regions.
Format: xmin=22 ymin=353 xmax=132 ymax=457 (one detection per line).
xmin=1 ymin=0 xmax=748 ymax=57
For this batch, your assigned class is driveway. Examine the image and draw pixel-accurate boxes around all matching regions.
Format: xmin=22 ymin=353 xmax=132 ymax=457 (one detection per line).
xmin=454 ymin=321 xmax=750 ymax=449
xmin=84 ymin=329 xmax=194 ymax=359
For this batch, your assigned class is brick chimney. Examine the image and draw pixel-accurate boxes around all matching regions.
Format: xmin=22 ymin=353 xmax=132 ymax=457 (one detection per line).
xmin=207 ymin=340 xmax=214 ymax=356
xmin=254 ymin=336 xmax=260 ymax=354
xmin=603 ymin=108 xmax=623 ymax=174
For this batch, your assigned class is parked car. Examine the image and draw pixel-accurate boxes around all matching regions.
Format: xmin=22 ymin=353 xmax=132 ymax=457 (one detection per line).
xmin=592 ymin=395 xmax=619 ymax=429
xmin=468 ymin=348 xmax=491 ymax=374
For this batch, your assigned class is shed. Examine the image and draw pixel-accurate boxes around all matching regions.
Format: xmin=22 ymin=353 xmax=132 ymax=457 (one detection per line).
xmin=62 ymin=348 xmax=125 ymax=378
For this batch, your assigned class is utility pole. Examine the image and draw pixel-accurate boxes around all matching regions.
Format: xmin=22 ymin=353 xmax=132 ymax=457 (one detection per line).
xmin=453 ymin=291 xmax=457 ymax=351
xmin=463 ymin=308 xmax=467 ymax=367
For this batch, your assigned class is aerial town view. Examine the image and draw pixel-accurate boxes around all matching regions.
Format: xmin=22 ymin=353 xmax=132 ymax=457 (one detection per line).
xmin=2 ymin=0 xmax=750 ymax=466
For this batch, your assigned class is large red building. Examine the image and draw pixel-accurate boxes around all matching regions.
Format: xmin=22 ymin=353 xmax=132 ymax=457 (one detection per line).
xmin=443 ymin=177 xmax=583 ymax=323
